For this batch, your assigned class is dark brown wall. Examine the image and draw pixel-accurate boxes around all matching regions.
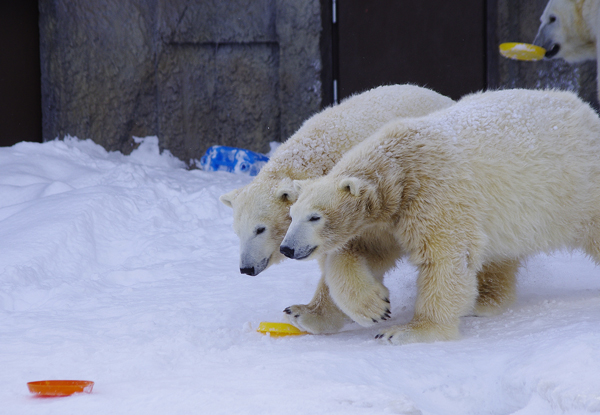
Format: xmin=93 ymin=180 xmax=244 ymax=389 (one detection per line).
xmin=0 ymin=1 xmax=42 ymax=146
xmin=337 ymin=0 xmax=486 ymax=101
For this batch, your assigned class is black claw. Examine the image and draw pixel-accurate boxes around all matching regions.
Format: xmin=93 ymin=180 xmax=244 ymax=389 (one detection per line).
xmin=372 ymin=318 xmax=378 ymax=323
xmin=375 ymin=334 xmax=382 ymax=339
xmin=384 ymin=298 xmax=390 ymax=304
xmin=284 ymin=307 xmax=291 ymax=314
xmin=384 ymin=313 xmax=391 ymax=319
xmin=385 ymin=308 xmax=391 ymax=315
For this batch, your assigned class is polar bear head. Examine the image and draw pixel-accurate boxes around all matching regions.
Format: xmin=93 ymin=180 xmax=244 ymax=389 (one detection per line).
xmin=533 ymin=0 xmax=598 ymax=62
xmin=280 ymin=176 xmax=381 ymax=260
xmin=220 ymin=177 xmax=299 ymax=276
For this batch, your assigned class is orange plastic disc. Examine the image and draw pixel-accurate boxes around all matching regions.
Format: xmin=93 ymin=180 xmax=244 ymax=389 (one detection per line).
xmin=257 ymin=322 xmax=308 ymax=337
xmin=27 ymin=380 xmax=94 ymax=397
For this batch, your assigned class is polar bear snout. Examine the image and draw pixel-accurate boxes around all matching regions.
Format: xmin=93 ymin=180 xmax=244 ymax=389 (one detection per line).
xmin=533 ymin=27 xmax=560 ymax=58
xmin=240 ymin=266 xmax=257 ymax=276
xmin=279 ymin=245 xmax=295 ymax=259
xmin=281 ymin=216 xmax=320 ymax=260
xmin=279 ymin=244 xmax=316 ymax=260
xmin=239 ymin=256 xmax=269 ymax=276
xmin=240 ymin=263 xmax=269 ymax=276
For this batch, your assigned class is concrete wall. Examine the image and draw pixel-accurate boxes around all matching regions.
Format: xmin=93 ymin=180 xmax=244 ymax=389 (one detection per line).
xmin=41 ymin=0 xmax=599 ymax=165
xmin=488 ymin=0 xmax=598 ymax=110
xmin=40 ymin=0 xmax=328 ymax=164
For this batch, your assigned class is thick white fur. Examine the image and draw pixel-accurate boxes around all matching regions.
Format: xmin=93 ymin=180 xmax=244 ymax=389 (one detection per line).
xmin=220 ymin=85 xmax=454 ymax=333
xmin=533 ymin=0 xmax=600 ymax=100
xmin=283 ymin=89 xmax=600 ymax=344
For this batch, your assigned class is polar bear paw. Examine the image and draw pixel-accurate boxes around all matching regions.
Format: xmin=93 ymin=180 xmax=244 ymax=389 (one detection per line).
xmin=375 ymin=320 xmax=459 ymax=345
xmin=283 ymin=304 xmax=348 ymax=334
xmin=331 ymin=282 xmax=392 ymax=328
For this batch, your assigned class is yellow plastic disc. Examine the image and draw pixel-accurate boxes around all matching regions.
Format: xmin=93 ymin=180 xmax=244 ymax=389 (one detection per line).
xmin=257 ymin=322 xmax=308 ymax=337
xmin=499 ymin=42 xmax=546 ymax=61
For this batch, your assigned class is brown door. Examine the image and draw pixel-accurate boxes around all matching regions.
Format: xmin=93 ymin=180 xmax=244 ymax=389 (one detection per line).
xmin=336 ymin=0 xmax=486 ymax=101
xmin=0 ymin=1 xmax=42 ymax=146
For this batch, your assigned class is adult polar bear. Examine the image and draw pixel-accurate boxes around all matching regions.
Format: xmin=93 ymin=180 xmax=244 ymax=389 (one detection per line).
xmin=533 ymin=0 xmax=600 ymax=99
xmin=281 ymin=89 xmax=600 ymax=344
xmin=220 ymin=85 xmax=454 ymax=334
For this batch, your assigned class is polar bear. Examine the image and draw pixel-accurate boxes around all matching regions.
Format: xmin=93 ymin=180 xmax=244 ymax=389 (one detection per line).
xmin=220 ymin=85 xmax=454 ymax=333
xmin=281 ymin=89 xmax=600 ymax=344
xmin=533 ymin=0 xmax=600 ymax=99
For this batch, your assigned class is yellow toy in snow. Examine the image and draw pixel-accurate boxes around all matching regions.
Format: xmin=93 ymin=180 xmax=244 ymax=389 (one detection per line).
xmin=257 ymin=322 xmax=308 ymax=337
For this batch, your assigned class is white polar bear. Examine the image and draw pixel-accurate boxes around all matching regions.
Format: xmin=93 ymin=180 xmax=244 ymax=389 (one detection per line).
xmin=533 ymin=0 xmax=600 ymax=99
xmin=220 ymin=85 xmax=454 ymax=333
xmin=281 ymin=89 xmax=600 ymax=344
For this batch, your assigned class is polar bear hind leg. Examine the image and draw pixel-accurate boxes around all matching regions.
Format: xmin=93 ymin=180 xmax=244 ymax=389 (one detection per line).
xmin=472 ymin=259 xmax=520 ymax=316
xmin=582 ymin=216 xmax=600 ymax=265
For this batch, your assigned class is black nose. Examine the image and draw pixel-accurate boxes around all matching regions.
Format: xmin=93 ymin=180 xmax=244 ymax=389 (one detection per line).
xmin=240 ymin=267 xmax=256 ymax=276
xmin=280 ymin=245 xmax=295 ymax=259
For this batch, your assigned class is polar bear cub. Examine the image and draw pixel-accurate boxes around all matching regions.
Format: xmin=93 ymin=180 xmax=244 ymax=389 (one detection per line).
xmin=281 ymin=89 xmax=600 ymax=344
xmin=220 ymin=85 xmax=453 ymax=334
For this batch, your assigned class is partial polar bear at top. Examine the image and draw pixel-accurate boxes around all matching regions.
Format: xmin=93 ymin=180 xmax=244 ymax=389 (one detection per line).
xmin=533 ymin=0 xmax=600 ymax=100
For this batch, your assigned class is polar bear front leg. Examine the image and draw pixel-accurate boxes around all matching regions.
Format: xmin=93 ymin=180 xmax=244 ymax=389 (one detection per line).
xmin=376 ymin=256 xmax=478 ymax=344
xmin=324 ymin=248 xmax=391 ymax=327
xmin=284 ymin=272 xmax=350 ymax=334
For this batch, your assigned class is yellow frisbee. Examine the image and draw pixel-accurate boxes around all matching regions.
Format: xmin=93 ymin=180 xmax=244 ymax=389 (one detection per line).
xmin=257 ymin=322 xmax=308 ymax=337
xmin=499 ymin=43 xmax=546 ymax=61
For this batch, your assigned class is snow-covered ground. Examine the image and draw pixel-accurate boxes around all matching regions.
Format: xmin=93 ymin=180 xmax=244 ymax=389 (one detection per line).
xmin=0 ymin=137 xmax=598 ymax=415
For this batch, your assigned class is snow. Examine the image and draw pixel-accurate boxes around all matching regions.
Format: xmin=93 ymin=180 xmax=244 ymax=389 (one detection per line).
xmin=0 ymin=137 xmax=599 ymax=414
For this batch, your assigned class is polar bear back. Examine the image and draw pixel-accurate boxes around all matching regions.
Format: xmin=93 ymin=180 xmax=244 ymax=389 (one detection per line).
xmin=433 ymin=89 xmax=600 ymax=193
xmin=446 ymin=89 xmax=600 ymax=256
xmin=260 ymin=84 xmax=454 ymax=179
xmin=334 ymin=88 xmax=600 ymax=259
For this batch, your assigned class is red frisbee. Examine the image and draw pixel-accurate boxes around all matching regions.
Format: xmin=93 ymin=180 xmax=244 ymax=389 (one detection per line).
xmin=27 ymin=380 xmax=94 ymax=397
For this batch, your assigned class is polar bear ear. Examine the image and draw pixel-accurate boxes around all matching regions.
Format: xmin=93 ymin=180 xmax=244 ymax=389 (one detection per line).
xmin=219 ymin=188 xmax=241 ymax=208
xmin=275 ymin=185 xmax=298 ymax=203
xmin=339 ymin=177 xmax=365 ymax=197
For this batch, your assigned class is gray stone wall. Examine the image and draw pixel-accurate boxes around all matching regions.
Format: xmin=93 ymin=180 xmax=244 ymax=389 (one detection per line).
xmin=488 ymin=0 xmax=598 ymax=110
xmin=40 ymin=0 xmax=326 ymax=164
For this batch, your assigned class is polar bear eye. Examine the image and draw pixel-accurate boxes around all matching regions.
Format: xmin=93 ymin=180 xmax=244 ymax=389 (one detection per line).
xmin=309 ymin=215 xmax=321 ymax=222
xmin=255 ymin=226 xmax=266 ymax=235
xmin=548 ymin=15 xmax=556 ymax=23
